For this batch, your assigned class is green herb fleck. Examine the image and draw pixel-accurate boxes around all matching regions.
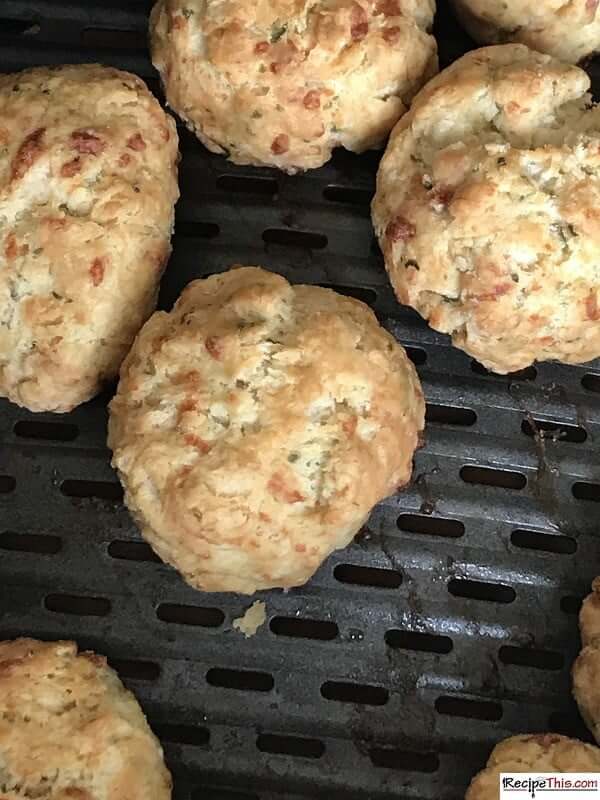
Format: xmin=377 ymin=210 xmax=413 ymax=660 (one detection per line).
xmin=182 ymin=8 xmax=194 ymax=18
xmin=288 ymin=452 xmax=299 ymax=463
xmin=270 ymin=21 xmax=287 ymax=42
xmin=550 ymin=222 xmax=576 ymax=245
xmin=251 ymin=110 xmax=262 ymax=119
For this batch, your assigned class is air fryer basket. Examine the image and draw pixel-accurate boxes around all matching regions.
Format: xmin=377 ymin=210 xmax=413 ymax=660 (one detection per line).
xmin=1 ymin=3 xmax=600 ymax=798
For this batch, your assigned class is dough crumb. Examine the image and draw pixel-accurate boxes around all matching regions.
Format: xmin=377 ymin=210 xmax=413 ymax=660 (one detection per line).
xmin=233 ymin=600 xmax=266 ymax=637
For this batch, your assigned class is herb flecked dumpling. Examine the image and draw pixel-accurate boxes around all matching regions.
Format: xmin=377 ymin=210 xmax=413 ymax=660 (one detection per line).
xmin=108 ymin=266 xmax=425 ymax=594
xmin=373 ymin=45 xmax=600 ymax=374
xmin=150 ymin=0 xmax=437 ymax=173
xmin=0 ymin=65 xmax=179 ymax=411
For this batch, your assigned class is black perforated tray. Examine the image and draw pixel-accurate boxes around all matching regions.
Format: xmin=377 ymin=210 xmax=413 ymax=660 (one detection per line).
xmin=2 ymin=3 xmax=600 ymax=799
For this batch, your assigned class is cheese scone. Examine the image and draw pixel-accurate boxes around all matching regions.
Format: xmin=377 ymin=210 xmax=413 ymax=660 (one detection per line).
xmin=0 ymin=65 xmax=179 ymax=411
xmin=108 ymin=266 xmax=425 ymax=593
xmin=451 ymin=0 xmax=600 ymax=64
xmin=573 ymin=578 xmax=600 ymax=743
xmin=467 ymin=734 xmax=600 ymax=800
xmin=150 ymin=0 xmax=437 ymax=172
xmin=0 ymin=638 xmax=171 ymax=799
xmin=373 ymin=45 xmax=600 ymax=374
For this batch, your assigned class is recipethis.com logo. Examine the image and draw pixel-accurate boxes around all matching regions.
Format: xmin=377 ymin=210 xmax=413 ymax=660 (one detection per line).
xmin=500 ymin=774 xmax=600 ymax=800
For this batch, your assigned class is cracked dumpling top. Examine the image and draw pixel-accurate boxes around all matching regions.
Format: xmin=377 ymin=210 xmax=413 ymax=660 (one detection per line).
xmin=466 ymin=734 xmax=600 ymax=800
xmin=149 ymin=0 xmax=437 ymax=173
xmin=573 ymin=577 xmax=600 ymax=743
xmin=108 ymin=266 xmax=424 ymax=594
xmin=0 ymin=638 xmax=171 ymax=800
xmin=0 ymin=64 xmax=179 ymax=412
xmin=450 ymin=0 xmax=600 ymax=64
xmin=372 ymin=44 xmax=600 ymax=374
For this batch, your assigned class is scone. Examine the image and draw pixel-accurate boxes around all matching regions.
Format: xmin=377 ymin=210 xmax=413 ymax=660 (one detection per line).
xmin=0 ymin=638 xmax=171 ymax=799
xmin=573 ymin=578 xmax=600 ymax=743
xmin=0 ymin=64 xmax=179 ymax=412
xmin=108 ymin=266 xmax=425 ymax=594
xmin=466 ymin=734 xmax=600 ymax=800
xmin=372 ymin=44 xmax=600 ymax=374
xmin=450 ymin=0 xmax=600 ymax=64
xmin=149 ymin=0 xmax=438 ymax=173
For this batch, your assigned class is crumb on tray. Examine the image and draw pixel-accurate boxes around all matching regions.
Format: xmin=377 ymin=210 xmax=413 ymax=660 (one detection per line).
xmin=233 ymin=600 xmax=266 ymax=637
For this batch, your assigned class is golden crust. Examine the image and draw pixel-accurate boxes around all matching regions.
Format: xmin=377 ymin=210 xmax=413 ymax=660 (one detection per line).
xmin=0 ymin=64 xmax=179 ymax=412
xmin=108 ymin=266 xmax=425 ymax=594
xmin=573 ymin=578 xmax=600 ymax=743
xmin=149 ymin=0 xmax=437 ymax=173
xmin=372 ymin=44 xmax=600 ymax=374
xmin=466 ymin=734 xmax=600 ymax=800
xmin=451 ymin=0 xmax=600 ymax=64
xmin=0 ymin=638 xmax=171 ymax=800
